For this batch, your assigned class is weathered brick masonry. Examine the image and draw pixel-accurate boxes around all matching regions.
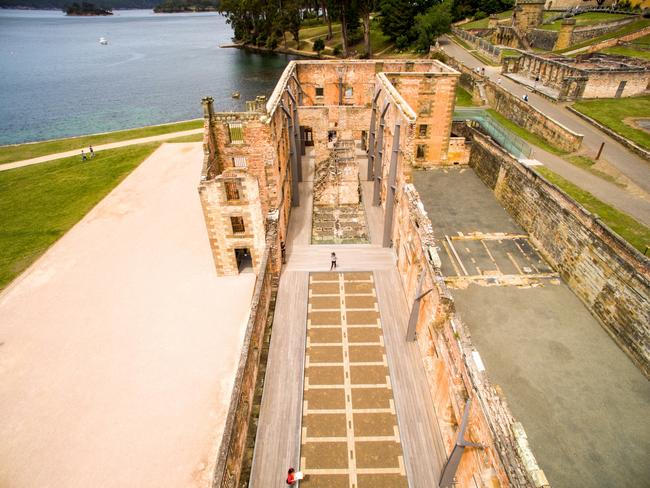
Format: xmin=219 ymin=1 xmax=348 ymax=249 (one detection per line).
xmin=204 ymin=60 xmax=561 ymax=488
xmin=466 ymin=127 xmax=650 ymax=378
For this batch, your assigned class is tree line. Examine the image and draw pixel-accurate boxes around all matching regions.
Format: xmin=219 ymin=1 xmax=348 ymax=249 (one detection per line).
xmin=219 ymin=0 xmax=514 ymax=55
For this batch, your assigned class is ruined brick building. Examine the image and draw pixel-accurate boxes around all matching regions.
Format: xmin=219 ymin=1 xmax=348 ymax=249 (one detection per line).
xmin=198 ymin=60 xmax=462 ymax=275
xmin=198 ymin=57 xmax=650 ymax=488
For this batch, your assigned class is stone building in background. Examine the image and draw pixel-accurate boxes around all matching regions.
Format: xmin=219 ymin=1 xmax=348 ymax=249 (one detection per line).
xmin=198 ymin=59 xmax=464 ymax=275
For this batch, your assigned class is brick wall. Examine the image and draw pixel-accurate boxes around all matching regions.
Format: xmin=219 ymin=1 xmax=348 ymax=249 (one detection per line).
xmin=211 ymin=218 xmax=280 ymax=488
xmin=582 ymin=70 xmax=650 ymax=98
xmin=390 ymin=182 xmax=547 ymax=488
xmin=483 ymin=80 xmax=584 ymax=152
xmin=467 ymin=129 xmax=650 ymax=378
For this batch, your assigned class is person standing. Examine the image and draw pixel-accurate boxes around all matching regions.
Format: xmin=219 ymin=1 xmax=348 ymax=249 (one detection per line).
xmin=330 ymin=252 xmax=337 ymax=271
xmin=89 ymin=145 xmax=94 ymax=158
xmin=81 ymin=150 xmax=86 ymax=161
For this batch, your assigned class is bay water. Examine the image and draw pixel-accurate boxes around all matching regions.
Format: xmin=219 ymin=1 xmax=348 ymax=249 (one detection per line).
xmin=0 ymin=10 xmax=293 ymax=145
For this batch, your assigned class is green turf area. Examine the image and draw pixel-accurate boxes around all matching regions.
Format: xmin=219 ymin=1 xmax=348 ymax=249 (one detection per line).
xmin=536 ymin=167 xmax=650 ymax=253
xmin=459 ymin=10 xmax=512 ymax=30
xmin=165 ymin=133 xmax=205 ymax=143
xmin=0 ymin=143 xmax=160 ymax=290
xmin=601 ymin=44 xmax=650 ymax=60
xmin=455 ymin=86 xmax=476 ymax=107
xmin=500 ymin=48 xmax=521 ymax=57
xmin=572 ymin=96 xmax=650 ymax=151
xmin=540 ymin=12 xmax=633 ymax=31
xmin=555 ymin=19 xmax=650 ymax=53
xmin=486 ymin=109 xmax=567 ymax=155
xmin=0 ymin=119 xmax=202 ymax=166
xmin=565 ymin=155 xmax=620 ymax=185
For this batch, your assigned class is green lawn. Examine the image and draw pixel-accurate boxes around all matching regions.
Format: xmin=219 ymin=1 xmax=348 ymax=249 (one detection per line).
xmin=0 ymin=143 xmax=160 ymax=290
xmin=555 ymin=19 xmax=650 ymax=53
xmin=601 ymin=45 xmax=650 ymax=60
xmin=540 ymin=12 xmax=633 ymax=31
xmin=459 ymin=10 xmax=512 ymax=30
xmin=165 ymin=133 xmax=205 ymax=143
xmin=455 ymin=86 xmax=476 ymax=107
xmin=572 ymin=96 xmax=650 ymax=151
xmin=486 ymin=109 xmax=568 ymax=155
xmin=536 ymin=167 xmax=650 ymax=253
xmin=0 ymin=119 xmax=202 ymax=166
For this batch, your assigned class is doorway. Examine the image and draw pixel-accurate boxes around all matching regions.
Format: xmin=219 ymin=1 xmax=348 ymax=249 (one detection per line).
xmin=615 ymin=80 xmax=627 ymax=98
xmin=235 ymin=248 xmax=253 ymax=273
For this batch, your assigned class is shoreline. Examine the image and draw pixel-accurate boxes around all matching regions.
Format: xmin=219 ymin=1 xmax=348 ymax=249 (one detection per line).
xmin=220 ymin=41 xmax=336 ymax=60
xmin=0 ymin=118 xmax=202 ymax=149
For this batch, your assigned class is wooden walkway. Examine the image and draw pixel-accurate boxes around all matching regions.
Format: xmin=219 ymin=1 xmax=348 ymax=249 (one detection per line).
xmin=250 ymin=145 xmax=446 ymax=487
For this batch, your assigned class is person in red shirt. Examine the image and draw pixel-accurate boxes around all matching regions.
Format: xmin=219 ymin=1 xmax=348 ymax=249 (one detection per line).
xmin=286 ymin=467 xmax=296 ymax=485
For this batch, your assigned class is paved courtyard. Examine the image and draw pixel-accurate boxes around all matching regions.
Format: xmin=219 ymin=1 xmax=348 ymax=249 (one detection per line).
xmin=414 ymin=167 xmax=650 ymax=488
xmin=0 ymin=143 xmax=255 ymax=488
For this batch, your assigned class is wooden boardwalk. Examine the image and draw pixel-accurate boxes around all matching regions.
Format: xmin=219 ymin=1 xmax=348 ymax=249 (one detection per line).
xmin=250 ymin=146 xmax=445 ymax=488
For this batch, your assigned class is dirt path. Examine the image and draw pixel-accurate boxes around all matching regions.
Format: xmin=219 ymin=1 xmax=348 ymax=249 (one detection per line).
xmin=0 ymin=128 xmax=203 ymax=172
xmin=0 ymin=143 xmax=255 ymax=488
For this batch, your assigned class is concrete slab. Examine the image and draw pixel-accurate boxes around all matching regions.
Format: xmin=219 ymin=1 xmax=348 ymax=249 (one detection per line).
xmin=0 ymin=143 xmax=256 ymax=488
xmin=414 ymin=168 xmax=650 ymax=488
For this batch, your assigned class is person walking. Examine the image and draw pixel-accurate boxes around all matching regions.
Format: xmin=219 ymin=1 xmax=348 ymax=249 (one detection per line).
xmin=81 ymin=150 xmax=86 ymax=161
xmin=523 ymin=94 xmax=529 ymax=102
xmin=89 ymin=145 xmax=94 ymax=158
xmin=330 ymin=252 xmax=337 ymax=271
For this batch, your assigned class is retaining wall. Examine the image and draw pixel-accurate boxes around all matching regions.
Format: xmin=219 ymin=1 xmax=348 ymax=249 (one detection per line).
xmin=390 ymin=183 xmax=548 ymax=488
xmin=467 ymin=128 xmax=650 ymax=378
xmin=211 ymin=219 xmax=281 ymax=488
xmin=528 ymin=28 xmax=558 ymax=51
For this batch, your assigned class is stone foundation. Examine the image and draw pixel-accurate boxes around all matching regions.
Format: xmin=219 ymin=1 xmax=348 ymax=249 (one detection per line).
xmin=466 ymin=127 xmax=650 ymax=378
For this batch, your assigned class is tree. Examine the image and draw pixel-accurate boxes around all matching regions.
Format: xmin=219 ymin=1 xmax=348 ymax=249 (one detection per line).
xmin=413 ymin=0 xmax=451 ymax=52
xmin=379 ymin=0 xmax=435 ymax=45
xmin=357 ymin=0 xmax=374 ymax=57
xmin=313 ymin=37 xmax=325 ymax=54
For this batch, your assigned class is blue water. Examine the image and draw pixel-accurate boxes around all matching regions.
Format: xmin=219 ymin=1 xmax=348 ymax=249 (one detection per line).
xmin=0 ymin=10 xmax=293 ymax=145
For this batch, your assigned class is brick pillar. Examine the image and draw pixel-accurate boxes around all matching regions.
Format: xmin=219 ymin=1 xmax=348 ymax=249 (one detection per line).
xmin=554 ymin=18 xmax=576 ymax=51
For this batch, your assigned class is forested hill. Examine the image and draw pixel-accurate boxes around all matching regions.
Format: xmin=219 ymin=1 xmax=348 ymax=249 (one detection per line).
xmin=1 ymin=0 xmax=158 ymax=8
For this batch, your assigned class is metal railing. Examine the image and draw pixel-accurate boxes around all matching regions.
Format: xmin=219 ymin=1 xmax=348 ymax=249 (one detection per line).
xmin=453 ymin=108 xmax=533 ymax=159
xmin=452 ymin=27 xmax=502 ymax=59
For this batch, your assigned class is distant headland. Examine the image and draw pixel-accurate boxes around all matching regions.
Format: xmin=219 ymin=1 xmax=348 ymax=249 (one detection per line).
xmin=153 ymin=0 xmax=219 ymax=13
xmin=64 ymin=2 xmax=112 ymax=15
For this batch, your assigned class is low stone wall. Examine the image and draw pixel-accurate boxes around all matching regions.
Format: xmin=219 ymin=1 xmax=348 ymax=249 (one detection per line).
xmin=567 ymin=105 xmax=650 ymax=161
xmin=443 ymin=53 xmax=584 ymax=152
xmin=211 ymin=219 xmax=281 ymax=488
xmin=584 ymin=24 xmax=650 ymax=53
xmin=452 ymin=27 xmax=502 ymax=62
xmin=571 ymin=16 xmax=638 ymax=44
xmin=483 ymin=80 xmax=583 ymax=152
xmin=391 ymin=183 xmax=548 ymax=487
xmin=528 ymin=28 xmax=558 ymax=51
xmin=466 ymin=128 xmax=650 ymax=378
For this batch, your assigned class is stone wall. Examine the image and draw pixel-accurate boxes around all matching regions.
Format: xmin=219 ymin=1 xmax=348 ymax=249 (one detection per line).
xmin=211 ymin=218 xmax=281 ymax=488
xmin=483 ymin=80 xmax=584 ymax=152
xmin=570 ymin=16 xmax=638 ymax=44
xmin=390 ymin=183 xmax=548 ymax=488
xmin=584 ymin=24 xmax=650 ymax=53
xmin=443 ymin=53 xmax=584 ymax=152
xmin=582 ymin=70 xmax=650 ymax=98
xmin=467 ymin=128 xmax=650 ymax=378
xmin=528 ymin=28 xmax=558 ymax=51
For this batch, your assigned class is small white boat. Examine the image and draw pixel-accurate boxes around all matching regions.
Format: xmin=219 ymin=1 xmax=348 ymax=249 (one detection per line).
xmin=99 ymin=37 xmax=108 ymax=45
xmin=231 ymin=91 xmax=240 ymax=99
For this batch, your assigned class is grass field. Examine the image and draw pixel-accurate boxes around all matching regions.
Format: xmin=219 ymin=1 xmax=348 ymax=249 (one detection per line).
xmin=601 ymin=33 xmax=650 ymax=60
xmin=486 ymin=109 xmax=567 ymax=155
xmin=0 ymin=143 xmax=160 ymax=290
xmin=0 ymin=119 xmax=202 ymax=166
xmin=555 ymin=19 xmax=650 ymax=53
xmin=572 ymin=96 xmax=650 ymax=151
xmin=455 ymin=86 xmax=476 ymax=107
xmin=459 ymin=10 xmax=512 ymax=30
xmin=540 ymin=12 xmax=632 ymax=31
xmin=536 ymin=167 xmax=650 ymax=253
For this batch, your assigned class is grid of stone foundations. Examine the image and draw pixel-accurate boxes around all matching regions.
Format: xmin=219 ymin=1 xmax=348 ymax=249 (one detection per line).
xmin=300 ymin=272 xmax=407 ymax=488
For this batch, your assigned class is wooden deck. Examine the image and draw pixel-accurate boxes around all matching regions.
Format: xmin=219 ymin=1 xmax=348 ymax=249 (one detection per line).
xmin=250 ymin=144 xmax=446 ymax=488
